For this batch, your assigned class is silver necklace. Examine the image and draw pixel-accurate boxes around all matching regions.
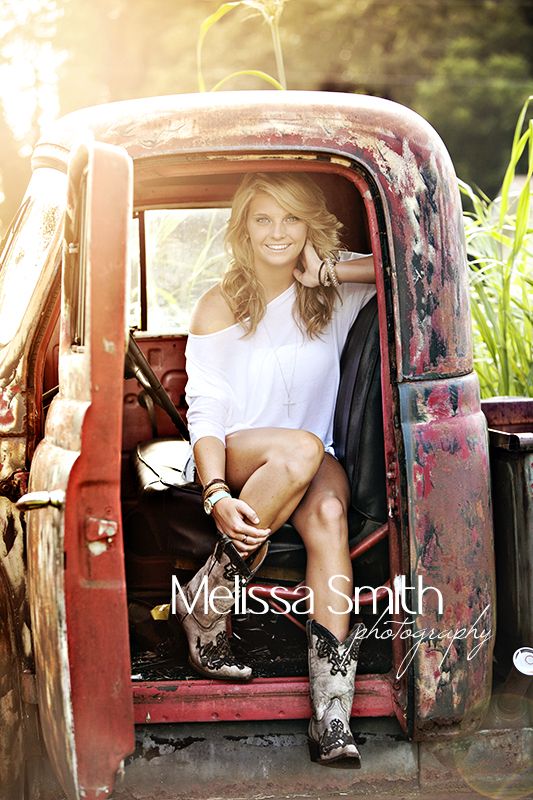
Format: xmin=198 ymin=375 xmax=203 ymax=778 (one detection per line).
xmin=262 ymin=318 xmax=300 ymax=417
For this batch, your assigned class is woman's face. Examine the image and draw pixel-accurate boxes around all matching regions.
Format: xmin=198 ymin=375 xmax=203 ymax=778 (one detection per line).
xmin=245 ymin=191 xmax=308 ymax=273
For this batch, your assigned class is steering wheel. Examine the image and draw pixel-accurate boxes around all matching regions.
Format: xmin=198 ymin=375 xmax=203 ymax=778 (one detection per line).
xmin=125 ymin=331 xmax=190 ymax=441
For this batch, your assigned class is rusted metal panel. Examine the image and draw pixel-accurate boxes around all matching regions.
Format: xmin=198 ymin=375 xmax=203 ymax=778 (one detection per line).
xmin=26 ymin=443 xmax=79 ymax=799
xmin=0 ymin=168 xmax=65 ymax=386
xmin=482 ymin=397 xmax=533 ymax=430
xmin=0 ymin=430 xmax=32 ymax=798
xmin=34 ymin=91 xmax=473 ymax=380
xmin=0 ymin=175 xmax=64 ymax=779
xmin=0 ymin=554 xmax=25 ymax=800
xmin=0 ymin=384 xmax=24 ymax=435
xmin=0 ymin=91 xmax=496 ymax=770
xmin=132 ymin=675 xmax=395 ymax=724
xmin=399 ymin=373 xmax=495 ymax=737
xmin=32 ymin=93 xmax=490 ymax=740
xmin=25 ymin=143 xmax=135 ymax=800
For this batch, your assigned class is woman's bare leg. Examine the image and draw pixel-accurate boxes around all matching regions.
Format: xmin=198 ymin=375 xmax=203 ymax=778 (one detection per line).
xmin=225 ymin=427 xmax=325 ymax=532
xmin=290 ymin=454 xmax=353 ymax=641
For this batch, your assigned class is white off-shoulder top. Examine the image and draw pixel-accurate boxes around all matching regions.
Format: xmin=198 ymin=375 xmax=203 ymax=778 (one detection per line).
xmin=185 ymin=255 xmax=376 ymax=457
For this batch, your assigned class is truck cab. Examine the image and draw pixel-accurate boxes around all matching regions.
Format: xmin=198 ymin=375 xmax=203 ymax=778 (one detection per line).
xmin=0 ymin=91 xmax=496 ymax=800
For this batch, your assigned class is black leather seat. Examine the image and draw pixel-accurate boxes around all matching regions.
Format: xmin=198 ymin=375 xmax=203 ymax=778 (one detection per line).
xmin=124 ymin=295 xmax=387 ymax=581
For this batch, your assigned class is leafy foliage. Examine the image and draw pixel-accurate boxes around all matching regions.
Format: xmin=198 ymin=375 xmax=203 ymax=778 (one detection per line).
xmin=1 ymin=0 xmax=532 ymax=205
xmin=197 ymin=1 xmax=287 ymax=91
xmin=2 ymin=1 xmax=533 ymax=411
xmin=460 ymin=97 xmax=533 ymax=398
xmin=415 ymin=39 xmax=532 ymax=194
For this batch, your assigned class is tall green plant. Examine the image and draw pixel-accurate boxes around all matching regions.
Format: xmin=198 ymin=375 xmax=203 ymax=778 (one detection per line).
xmin=197 ymin=0 xmax=288 ymax=92
xmin=460 ymin=96 xmax=533 ymax=398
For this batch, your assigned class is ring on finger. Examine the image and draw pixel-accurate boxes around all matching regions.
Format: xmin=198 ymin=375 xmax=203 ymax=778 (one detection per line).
xmin=243 ymin=534 xmax=248 ymax=544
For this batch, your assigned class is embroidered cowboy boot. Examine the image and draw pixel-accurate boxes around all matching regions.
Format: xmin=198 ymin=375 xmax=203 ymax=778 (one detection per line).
xmin=306 ymin=618 xmax=363 ymax=767
xmin=174 ymin=536 xmax=268 ymax=681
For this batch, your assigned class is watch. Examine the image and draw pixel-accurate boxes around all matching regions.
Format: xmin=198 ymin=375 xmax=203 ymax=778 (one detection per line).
xmin=203 ymin=490 xmax=231 ymax=515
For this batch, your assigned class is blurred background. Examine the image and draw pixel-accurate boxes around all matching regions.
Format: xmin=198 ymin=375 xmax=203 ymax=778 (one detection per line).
xmin=0 ymin=0 xmax=532 ymax=234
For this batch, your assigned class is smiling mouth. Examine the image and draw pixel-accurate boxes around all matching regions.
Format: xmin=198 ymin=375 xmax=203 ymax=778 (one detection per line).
xmin=266 ymin=243 xmax=291 ymax=251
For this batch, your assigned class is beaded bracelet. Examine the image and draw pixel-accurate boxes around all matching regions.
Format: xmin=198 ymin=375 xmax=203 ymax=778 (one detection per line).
xmin=325 ymin=256 xmax=340 ymax=287
xmin=320 ymin=255 xmax=340 ymax=287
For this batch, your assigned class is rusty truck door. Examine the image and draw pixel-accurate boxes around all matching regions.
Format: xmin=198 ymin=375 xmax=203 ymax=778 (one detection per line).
xmin=19 ymin=142 xmax=134 ymax=799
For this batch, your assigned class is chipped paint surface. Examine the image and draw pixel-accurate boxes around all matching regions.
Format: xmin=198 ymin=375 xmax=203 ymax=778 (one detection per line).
xmin=35 ymin=91 xmax=471 ymax=380
xmin=0 ymin=92 xmax=499 ymax=788
xmin=0 ymin=433 xmax=32 ymax=800
xmin=0 ymin=185 xmax=63 ymax=790
xmin=23 ymin=143 xmax=135 ymax=798
xmin=0 ymin=546 xmax=25 ymax=798
xmin=1 ymin=142 xmax=134 ymax=799
xmin=27 ymin=439 xmax=80 ymax=799
xmin=0 ymin=384 xmax=24 ymax=435
xmin=0 ymin=168 xmax=65 ymax=385
xmin=400 ymin=373 xmax=495 ymax=736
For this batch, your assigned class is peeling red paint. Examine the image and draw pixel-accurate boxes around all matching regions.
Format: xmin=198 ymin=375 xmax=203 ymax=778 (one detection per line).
xmin=401 ymin=370 xmax=494 ymax=734
xmin=0 ymin=93 xmax=498 ymax=795
xmin=0 ymin=385 xmax=19 ymax=429
xmin=34 ymin=91 xmax=472 ymax=379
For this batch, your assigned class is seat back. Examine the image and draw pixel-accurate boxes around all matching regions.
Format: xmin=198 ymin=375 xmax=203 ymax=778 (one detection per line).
xmin=334 ymin=295 xmax=387 ymax=527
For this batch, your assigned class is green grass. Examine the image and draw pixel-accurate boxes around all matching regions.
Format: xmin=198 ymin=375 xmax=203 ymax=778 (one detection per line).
xmin=460 ymin=96 xmax=533 ymax=398
xmin=196 ymin=6 xmax=532 ymax=397
xmin=197 ymin=1 xmax=287 ymax=92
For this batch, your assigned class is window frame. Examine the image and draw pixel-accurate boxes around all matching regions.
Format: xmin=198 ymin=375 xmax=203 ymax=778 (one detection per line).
xmin=130 ymin=203 xmax=231 ymax=335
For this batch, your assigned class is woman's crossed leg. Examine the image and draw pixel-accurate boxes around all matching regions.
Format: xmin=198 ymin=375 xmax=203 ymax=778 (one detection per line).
xmin=225 ymin=428 xmax=353 ymax=640
xmin=225 ymin=426 xmax=324 ymax=531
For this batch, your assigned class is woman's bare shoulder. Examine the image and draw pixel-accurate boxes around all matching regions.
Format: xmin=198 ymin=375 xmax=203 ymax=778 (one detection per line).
xmin=189 ymin=283 xmax=236 ymax=335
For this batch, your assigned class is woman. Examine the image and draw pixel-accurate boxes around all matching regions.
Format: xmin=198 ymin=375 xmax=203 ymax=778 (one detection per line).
xmin=176 ymin=172 xmax=376 ymax=767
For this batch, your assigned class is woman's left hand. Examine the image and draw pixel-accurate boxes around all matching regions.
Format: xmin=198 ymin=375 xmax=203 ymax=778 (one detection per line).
xmin=293 ymin=241 xmax=322 ymax=288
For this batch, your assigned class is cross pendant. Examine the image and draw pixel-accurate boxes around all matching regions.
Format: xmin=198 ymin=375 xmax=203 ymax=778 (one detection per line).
xmin=284 ymin=398 xmax=297 ymax=417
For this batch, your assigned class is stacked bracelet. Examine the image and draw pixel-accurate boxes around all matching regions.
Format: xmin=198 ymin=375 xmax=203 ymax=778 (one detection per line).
xmin=203 ymin=477 xmax=227 ymax=494
xmin=203 ymin=481 xmax=230 ymax=503
xmin=327 ymin=256 xmax=340 ymax=287
xmin=319 ymin=255 xmax=340 ymax=288
xmin=203 ymin=489 xmax=232 ymax=515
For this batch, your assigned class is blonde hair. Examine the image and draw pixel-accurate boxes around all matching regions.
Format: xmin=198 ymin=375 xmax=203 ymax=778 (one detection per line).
xmin=221 ymin=173 xmax=343 ymax=338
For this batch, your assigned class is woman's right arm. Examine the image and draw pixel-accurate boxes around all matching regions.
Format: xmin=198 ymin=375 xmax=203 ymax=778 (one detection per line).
xmin=193 ymin=435 xmax=270 ymax=555
xmin=187 ymin=287 xmax=269 ymax=554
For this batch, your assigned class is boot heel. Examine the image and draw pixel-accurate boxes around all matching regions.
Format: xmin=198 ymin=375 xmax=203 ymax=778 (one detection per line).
xmin=308 ymin=738 xmax=320 ymax=763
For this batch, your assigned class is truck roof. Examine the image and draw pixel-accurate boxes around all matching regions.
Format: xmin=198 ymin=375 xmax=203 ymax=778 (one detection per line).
xmin=33 ymin=90 xmax=444 ymax=171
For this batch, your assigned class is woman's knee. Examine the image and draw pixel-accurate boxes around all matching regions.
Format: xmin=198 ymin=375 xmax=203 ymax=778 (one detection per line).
xmin=270 ymin=430 xmax=324 ymax=484
xmin=298 ymin=493 xmax=349 ymax=549
xmin=310 ymin=493 xmax=347 ymax=528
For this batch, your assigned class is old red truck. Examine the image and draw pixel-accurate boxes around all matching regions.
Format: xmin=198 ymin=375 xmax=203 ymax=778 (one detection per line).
xmin=1 ymin=90 xmax=524 ymax=799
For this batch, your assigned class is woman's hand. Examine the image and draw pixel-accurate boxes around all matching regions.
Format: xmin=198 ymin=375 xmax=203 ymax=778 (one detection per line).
xmin=212 ymin=497 xmax=271 ymax=555
xmin=294 ymin=241 xmax=322 ymax=288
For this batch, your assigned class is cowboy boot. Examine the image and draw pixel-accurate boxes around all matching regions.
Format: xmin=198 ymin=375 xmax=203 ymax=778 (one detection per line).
xmin=306 ymin=618 xmax=363 ymax=767
xmin=174 ymin=535 xmax=269 ymax=681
